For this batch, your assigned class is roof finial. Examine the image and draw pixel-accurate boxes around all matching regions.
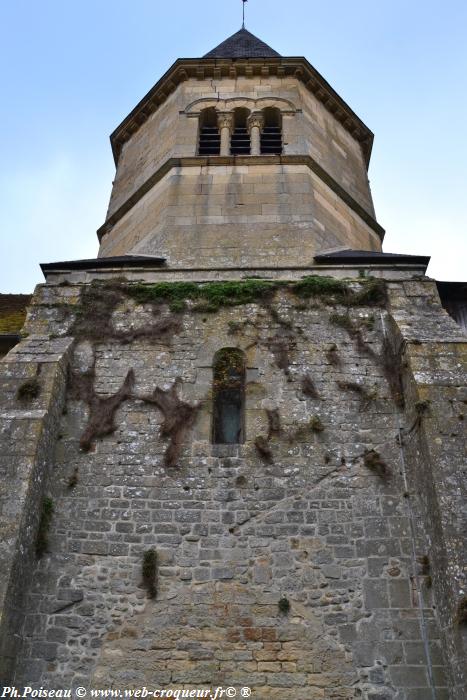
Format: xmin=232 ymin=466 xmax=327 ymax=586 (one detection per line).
xmin=242 ymin=0 xmax=248 ymax=29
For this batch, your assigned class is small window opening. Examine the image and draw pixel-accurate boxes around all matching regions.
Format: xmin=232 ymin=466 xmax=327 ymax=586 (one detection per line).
xmin=231 ymin=108 xmax=251 ymax=155
xmin=212 ymin=348 xmax=246 ymax=444
xmin=198 ymin=108 xmax=221 ymax=156
xmin=261 ymin=107 xmax=282 ymax=155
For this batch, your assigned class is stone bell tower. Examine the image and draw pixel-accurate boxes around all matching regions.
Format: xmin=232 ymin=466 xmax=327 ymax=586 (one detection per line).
xmin=98 ymin=28 xmax=384 ymax=268
xmin=1 ymin=25 xmax=466 ymax=700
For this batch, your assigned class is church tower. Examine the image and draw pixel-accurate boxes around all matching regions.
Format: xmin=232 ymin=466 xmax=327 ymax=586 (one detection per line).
xmin=98 ymin=28 xmax=383 ymax=268
xmin=0 ymin=26 xmax=466 ymax=700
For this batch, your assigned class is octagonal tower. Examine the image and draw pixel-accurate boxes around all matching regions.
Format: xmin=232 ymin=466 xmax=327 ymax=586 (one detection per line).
xmin=98 ymin=29 xmax=384 ymax=267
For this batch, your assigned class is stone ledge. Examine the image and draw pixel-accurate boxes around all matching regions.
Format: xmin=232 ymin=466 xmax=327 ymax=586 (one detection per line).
xmin=42 ymin=264 xmax=427 ymax=286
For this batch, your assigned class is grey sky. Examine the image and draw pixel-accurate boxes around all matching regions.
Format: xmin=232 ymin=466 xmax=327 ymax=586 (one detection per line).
xmin=0 ymin=0 xmax=466 ymax=292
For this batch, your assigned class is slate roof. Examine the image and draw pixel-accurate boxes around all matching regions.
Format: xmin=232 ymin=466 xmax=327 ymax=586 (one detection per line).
xmin=314 ymin=250 xmax=430 ymax=266
xmin=204 ymin=28 xmax=281 ymax=59
xmin=41 ymin=255 xmax=166 ymax=275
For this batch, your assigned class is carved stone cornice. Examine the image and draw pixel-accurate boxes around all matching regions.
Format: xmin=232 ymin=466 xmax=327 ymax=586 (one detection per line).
xmin=110 ymin=57 xmax=374 ymax=168
xmin=97 ymin=155 xmax=385 ymax=243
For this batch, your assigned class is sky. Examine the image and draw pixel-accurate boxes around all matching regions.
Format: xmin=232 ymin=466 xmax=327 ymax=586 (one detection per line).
xmin=0 ymin=0 xmax=466 ymax=293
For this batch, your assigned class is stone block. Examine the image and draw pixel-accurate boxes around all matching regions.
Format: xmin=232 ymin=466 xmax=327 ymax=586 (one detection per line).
xmin=389 ymin=666 xmax=429 ymax=688
xmin=364 ymin=580 xmax=389 ymax=609
xmin=388 ymin=580 xmax=412 ymax=609
xmin=31 ymin=642 xmax=57 ymax=662
xmin=377 ymin=641 xmax=404 ymax=665
xmin=81 ymin=541 xmax=109 ymax=555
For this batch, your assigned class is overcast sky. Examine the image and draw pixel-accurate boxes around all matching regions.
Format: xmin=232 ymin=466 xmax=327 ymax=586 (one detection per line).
xmin=1 ymin=0 xmax=466 ymax=293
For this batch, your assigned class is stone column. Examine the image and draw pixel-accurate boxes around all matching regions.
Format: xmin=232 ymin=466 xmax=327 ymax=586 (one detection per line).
xmin=217 ymin=113 xmax=233 ymax=157
xmin=248 ymin=112 xmax=264 ymax=156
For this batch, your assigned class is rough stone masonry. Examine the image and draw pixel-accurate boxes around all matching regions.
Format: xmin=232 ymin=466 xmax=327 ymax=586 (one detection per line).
xmin=0 ymin=26 xmax=466 ymax=700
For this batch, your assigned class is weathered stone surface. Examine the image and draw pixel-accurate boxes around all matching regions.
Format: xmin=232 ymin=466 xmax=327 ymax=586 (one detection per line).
xmin=0 ymin=275 xmax=463 ymax=700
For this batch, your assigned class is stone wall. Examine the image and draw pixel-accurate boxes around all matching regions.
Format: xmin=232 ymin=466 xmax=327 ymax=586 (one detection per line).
xmin=1 ymin=272 xmax=464 ymax=699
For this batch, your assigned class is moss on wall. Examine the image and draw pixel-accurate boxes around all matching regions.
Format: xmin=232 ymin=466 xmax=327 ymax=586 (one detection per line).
xmin=125 ymin=276 xmax=387 ymax=311
xmin=0 ymin=295 xmax=31 ymax=334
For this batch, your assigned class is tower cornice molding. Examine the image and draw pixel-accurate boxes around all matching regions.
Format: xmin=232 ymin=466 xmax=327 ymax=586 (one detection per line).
xmin=110 ymin=57 xmax=374 ymax=168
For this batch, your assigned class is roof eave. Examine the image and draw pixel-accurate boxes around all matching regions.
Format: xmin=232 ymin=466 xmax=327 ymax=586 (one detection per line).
xmin=40 ymin=256 xmax=167 ymax=277
xmin=314 ymin=253 xmax=431 ymax=272
xmin=0 ymin=333 xmax=21 ymax=341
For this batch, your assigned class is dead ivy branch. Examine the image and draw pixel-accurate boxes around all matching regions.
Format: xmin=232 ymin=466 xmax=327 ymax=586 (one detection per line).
xmin=72 ymin=281 xmax=182 ymax=344
xmin=266 ymin=408 xmax=282 ymax=439
xmin=301 ymin=374 xmax=320 ymax=399
xmin=68 ymin=363 xmax=135 ymax=452
xmin=137 ymin=380 xmax=200 ymax=468
xmin=255 ymin=436 xmax=274 ymax=464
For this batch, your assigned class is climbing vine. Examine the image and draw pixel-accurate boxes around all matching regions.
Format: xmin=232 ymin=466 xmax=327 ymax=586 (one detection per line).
xmin=68 ymin=356 xmax=198 ymax=467
xmin=62 ymin=275 xmax=395 ymax=464
xmin=213 ymin=348 xmax=245 ymax=390
xmin=68 ymin=361 xmax=135 ymax=452
xmin=136 ymin=380 xmax=200 ymax=468
xmin=142 ymin=549 xmax=158 ymax=599
xmin=71 ymin=282 xmax=181 ymax=344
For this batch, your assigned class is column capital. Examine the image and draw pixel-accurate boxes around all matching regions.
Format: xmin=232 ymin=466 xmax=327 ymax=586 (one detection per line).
xmin=217 ymin=112 xmax=234 ymax=131
xmin=247 ymin=111 xmax=265 ymax=131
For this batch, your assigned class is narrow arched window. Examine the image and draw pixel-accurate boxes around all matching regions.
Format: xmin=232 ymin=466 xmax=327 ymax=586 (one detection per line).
xmin=198 ymin=108 xmax=221 ymax=156
xmin=230 ymin=108 xmax=251 ymax=155
xmin=212 ymin=348 xmax=245 ymax=444
xmin=261 ymin=107 xmax=282 ymax=155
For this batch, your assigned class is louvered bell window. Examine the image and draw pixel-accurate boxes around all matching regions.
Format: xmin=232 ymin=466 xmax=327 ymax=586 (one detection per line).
xmin=198 ymin=108 xmax=221 ymax=156
xmin=261 ymin=107 xmax=282 ymax=155
xmin=230 ymin=108 xmax=251 ymax=155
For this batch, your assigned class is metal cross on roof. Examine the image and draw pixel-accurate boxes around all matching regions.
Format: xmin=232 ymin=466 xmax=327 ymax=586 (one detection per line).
xmin=242 ymin=0 xmax=248 ymax=29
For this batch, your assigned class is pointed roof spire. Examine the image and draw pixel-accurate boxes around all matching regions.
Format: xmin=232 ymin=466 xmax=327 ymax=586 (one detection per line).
xmin=204 ymin=28 xmax=281 ymax=59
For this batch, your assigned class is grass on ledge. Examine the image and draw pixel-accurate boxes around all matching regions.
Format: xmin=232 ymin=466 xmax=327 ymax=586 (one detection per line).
xmin=125 ymin=276 xmax=387 ymax=312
